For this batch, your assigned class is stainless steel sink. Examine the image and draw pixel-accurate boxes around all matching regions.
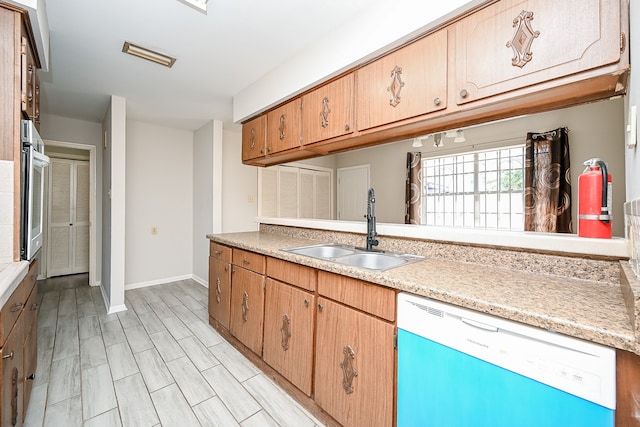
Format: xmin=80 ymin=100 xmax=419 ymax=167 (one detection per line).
xmin=281 ymin=243 xmax=424 ymax=271
xmin=283 ymin=243 xmax=357 ymax=259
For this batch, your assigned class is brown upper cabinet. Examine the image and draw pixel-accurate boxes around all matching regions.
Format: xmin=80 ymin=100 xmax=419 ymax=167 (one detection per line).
xmin=452 ymin=0 xmax=623 ymax=105
xmin=266 ymin=98 xmax=302 ymax=155
xmin=356 ymin=29 xmax=448 ymax=131
xmin=241 ymin=0 xmax=629 ymax=167
xmin=242 ymin=115 xmax=267 ymax=163
xmin=301 ymin=74 xmax=355 ymax=145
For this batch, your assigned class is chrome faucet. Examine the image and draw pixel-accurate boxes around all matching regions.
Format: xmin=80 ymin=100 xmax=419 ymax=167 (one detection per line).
xmin=366 ymin=188 xmax=379 ymax=251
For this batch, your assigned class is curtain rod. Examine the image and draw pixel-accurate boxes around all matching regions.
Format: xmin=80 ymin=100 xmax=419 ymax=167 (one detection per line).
xmin=530 ymin=127 xmax=570 ymax=139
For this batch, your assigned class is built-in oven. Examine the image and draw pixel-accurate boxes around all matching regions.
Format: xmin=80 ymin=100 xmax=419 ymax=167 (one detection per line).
xmin=20 ymin=120 xmax=50 ymax=261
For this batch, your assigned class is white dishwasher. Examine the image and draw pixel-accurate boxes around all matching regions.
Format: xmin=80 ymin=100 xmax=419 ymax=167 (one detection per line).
xmin=397 ymin=293 xmax=616 ymax=427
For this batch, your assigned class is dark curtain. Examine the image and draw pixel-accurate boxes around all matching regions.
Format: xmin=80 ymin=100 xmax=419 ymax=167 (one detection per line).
xmin=405 ymin=152 xmax=422 ymax=224
xmin=524 ymin=127 xmax=572 ymax=233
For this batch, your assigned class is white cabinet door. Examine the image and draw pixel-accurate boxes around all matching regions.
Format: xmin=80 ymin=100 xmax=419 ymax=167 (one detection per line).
xmin=47 ymin=158 xmax=89 ymax=276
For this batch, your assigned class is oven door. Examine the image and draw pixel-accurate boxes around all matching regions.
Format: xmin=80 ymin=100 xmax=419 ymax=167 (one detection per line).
xmin=21 ymin=148 xmax=49 ymax=261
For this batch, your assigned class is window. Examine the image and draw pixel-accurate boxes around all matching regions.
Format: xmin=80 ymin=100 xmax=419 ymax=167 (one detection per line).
xmin=422 ymin=145 xmax=524 ymax=230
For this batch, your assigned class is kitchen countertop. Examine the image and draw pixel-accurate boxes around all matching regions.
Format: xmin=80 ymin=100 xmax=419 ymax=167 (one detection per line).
xmin=208 ymin=231 xmax=637 ymax=354
xmin=0 ymin=261 xmax=29 ymax=308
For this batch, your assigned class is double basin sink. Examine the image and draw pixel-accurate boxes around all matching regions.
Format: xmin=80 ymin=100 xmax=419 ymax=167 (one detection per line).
xmin=281 ymin=243 xmax=424 ymax=271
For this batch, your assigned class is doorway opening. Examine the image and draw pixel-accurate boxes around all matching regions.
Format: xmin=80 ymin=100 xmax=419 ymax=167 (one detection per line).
xmin=43 ymin=140 xmax=97 ymax=286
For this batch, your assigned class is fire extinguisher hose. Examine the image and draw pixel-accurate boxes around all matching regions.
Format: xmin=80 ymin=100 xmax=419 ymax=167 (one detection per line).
xmin=595 ymin=159 xmax=609 ymax=223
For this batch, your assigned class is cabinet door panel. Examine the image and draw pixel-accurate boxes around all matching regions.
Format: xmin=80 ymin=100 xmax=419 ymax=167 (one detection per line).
xmin=454 ymin=0 xmax=621 ymax=105
xmin=1 ymin=318 xmax=24 ymax=427
xmin=356 ymin=29 xmax=448 ymax=130
xmin=242 ymin=115 xmax=267 ymax=161
xmin=315 ymin=298 xmax=394 ymax=427
xmin=266 ymin=99 xmax=302 ymax=154
xmin=23 ymin=318 xmax=37 ymax=420
xmin=208 ymin=257 xmax=231 ymax=329
xmin=229 ymin=267 xmax=265 ymax=355
xmin=302 ymin=74 xmax=354 ymax=145
xmin=263 ymin=279 xmax=315 ymax=396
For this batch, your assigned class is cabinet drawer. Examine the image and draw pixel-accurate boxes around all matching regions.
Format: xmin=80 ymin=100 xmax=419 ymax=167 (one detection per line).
xmin=0 ymin=285 xmax=26 ymax=347
xmin=233 ymin=249 xmax=265 ymax=275
xmin=318 ymin=271 xmax=395 ymax=322
xmin=210 ymin=242 xmax=232 ymax=262
xmin=266 ymin=258 xmax=316 ymax=292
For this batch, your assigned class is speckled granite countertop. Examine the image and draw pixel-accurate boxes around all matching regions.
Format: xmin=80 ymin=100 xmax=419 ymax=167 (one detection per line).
xmin=207 ymin=231 xmax=637 ymax=354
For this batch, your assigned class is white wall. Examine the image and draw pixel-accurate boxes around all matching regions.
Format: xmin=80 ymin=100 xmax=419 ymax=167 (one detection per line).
xmin=222 ymin=127 xmax=259 ymax=232
xmin=192 ymin=121 xmax=215 ymax=285
xmin=332 ymin=98 xmax=626 ymax=236
xmin=626 ymin=1 xmax=640 ymax=201
xmin=125 ymin=120 xmax=193 ymax=288
xmin=233 ymin=0 xmax=485 ymax=121
xmin=40 ymin=113 xmax=103 ymax=282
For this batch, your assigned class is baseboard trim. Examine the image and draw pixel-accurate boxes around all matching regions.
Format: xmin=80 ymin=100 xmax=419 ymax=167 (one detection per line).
xmin=125 ymin=274 xmax=193 ymax=291
xmin=191 ymin=274 xmax=208 ymax=288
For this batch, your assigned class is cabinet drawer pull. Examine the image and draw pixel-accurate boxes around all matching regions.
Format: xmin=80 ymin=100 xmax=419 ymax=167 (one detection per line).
xmin=242 ymin=259 xmax=251 ymax=265
xmin=10 ymin=303 xmax=24 ymax=312
xmin=241 ymin=292 xmax=249 ymax=322
xmin=214 ymin=250 xmax=222 ymax=255
xmin=26 ymin=373 xmax=35 ymax=381
xmin=30 ymin=303 xmax=39 ymax=311
xmin=317 ymin=303 xmax=324 ymax=312
xmin=459 ymin=89 xmax=468 ymax=99
xmin=3 ymin=351 xmax=14 ymax=360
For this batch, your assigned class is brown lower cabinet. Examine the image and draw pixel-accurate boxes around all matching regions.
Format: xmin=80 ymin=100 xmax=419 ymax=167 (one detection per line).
xmin=263 ymin=278 xmax=315 ymax=396
xmin=229 ymin=266 xmax=265 ymax=356
xmin=208 ymin=257 xmax=231 ymax=329
xmin=314 ymin=297 xmax=395 ymax=427
xmin=0 ymin=260 xmax=38 ymax=427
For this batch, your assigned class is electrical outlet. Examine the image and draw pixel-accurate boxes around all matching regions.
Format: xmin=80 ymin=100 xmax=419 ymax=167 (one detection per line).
xmin=248 ymin=195 xmax=255 ymax=203
xmin=151 ymin=226 xmax=158 ymax=235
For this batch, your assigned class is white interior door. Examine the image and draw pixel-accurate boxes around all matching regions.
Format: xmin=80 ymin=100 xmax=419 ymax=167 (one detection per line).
xmin=337 ymin=165 xmax=369 ymax=221
xmin=47 ymin=158 xmax=90 ymax=276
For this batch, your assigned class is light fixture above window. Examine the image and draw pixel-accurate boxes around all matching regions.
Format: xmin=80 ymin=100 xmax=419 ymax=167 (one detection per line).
xmin=122 ymin=42 xmax=176 ymax=68
xmin=412 ymin=137 xmax=424 ymax=148
xmin=433 ymin=133 xmax=444 ymax=148
xmin=176 ymin=0 xmax=208 ymax=14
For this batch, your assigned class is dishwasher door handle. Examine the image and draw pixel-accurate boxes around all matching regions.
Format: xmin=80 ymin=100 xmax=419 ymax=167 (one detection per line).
xmin=461 ymin=317 xmax=499 ymax=332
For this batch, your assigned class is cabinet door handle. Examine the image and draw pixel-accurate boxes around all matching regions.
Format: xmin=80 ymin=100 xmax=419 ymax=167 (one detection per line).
xmin=433 ymin=97 xmax=441 ymax=106
xmin=303 ymin=299 xmax=309 ymax=307
xmin=344 ymin=124 xmax=350 ymax=131
xmin=250 ymin=127 xmax=256 ymax=150
xmin=215 ymin=278 xmax=221 ymax=304
xmin=279 ymin=114 xmax=286 ymax=140
xmin=320 ymin=96 xmax=330 ymax=128
xmin=340 ymin=344 xmax=358 ymax=395
xmin=11 ymin=367 xmax=18 ymax=426
xmin=30 ymin=303 xmax=39 ymax=311
xmin=317 ymin=303 xmax=323 ymax=312
xmin=459 ymin=89 xmax=468 ymax=99
xmin=387 ymin=65 xmax=404 ymax=107
xmin=241 ymin=292 xmax=249 ymax=322
xmin=2 ymin=351 xmax=14 ymax=360
xmin=224 ymin=266 xmax=228 ymax=272
xmin=10 ymin=303 xmax=24 ymax=313
xmin=26 ymin=373 xmax=35 ymax=381
xmin=281 ymin=313 xmax=291 ymax=351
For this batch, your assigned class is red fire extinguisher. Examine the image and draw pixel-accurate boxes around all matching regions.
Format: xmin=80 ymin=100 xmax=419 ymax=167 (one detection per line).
xmin=578 ymin=158 xmax=612 ymax=239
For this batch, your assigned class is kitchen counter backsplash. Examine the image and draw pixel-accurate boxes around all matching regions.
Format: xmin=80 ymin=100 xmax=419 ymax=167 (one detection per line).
xmin=626 ymin=198 xmax=640 ymax=279
xmin=260 ymin=224 xmax=622 ymax=285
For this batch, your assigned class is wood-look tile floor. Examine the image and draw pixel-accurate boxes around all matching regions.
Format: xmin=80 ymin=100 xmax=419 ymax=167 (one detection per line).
xmin=24 ymin=275 xmax=324 ymax=427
